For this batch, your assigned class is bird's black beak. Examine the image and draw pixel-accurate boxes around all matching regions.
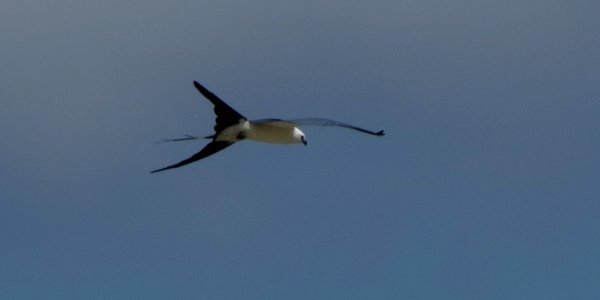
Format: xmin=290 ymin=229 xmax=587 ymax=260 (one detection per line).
xmin=303 ymin=140 xmax=307 ymax=146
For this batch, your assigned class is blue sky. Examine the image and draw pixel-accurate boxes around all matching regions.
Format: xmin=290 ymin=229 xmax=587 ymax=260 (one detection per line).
xmin=2 ymin=0 xmax=600 ymax=299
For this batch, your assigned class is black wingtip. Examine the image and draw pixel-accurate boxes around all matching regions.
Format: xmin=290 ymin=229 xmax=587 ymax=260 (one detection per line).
xmin=150 ymin=168 xmax=166 ymax=174
xmin=376 ymin=130 xmax=385 ymax=136
xmin=194 ymin=80 xmax=209 ymax=91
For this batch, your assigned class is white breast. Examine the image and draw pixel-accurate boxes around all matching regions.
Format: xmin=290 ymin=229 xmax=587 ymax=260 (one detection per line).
xmin=246 ymin=121 xmax=303 ymax=144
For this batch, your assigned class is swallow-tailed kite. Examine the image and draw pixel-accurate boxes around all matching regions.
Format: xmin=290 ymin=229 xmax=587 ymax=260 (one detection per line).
xmin=150 ymin=81 xmax=384 ymax=173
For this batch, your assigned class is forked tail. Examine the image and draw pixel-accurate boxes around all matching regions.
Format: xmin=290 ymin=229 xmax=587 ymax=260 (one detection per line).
xmin=156 ymin=134 xmax=213 ymax=143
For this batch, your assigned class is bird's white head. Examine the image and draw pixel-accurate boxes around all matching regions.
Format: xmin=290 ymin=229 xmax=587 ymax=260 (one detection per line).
xmin=293 ymin=127 xmax=307 ymax=146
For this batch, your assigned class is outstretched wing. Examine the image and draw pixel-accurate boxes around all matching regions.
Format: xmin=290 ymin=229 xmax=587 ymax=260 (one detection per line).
xmin=193 ymin=81 xmax=246 ymax=133
xmin=288 ymin=118 xmax=385 ymax=136
xmin=150 ymin=141 xmax=233 ymax=173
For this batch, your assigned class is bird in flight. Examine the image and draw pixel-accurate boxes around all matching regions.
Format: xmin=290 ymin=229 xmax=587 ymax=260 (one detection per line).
xmin=150 ymin=81 xmax=384 ymax=173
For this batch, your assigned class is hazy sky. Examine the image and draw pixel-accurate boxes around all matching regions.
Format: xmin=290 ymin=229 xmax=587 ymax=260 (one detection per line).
xmin=2 ymin=0 xmax=600 ymax=299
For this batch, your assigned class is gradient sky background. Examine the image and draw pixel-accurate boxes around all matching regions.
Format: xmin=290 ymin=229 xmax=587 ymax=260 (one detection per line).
xmin=2 ymin=0 xmax=600 ymax=299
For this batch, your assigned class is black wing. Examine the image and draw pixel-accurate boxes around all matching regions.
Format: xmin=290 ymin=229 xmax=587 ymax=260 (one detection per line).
xmin=193 ymin=81 xmax=246 ymax=133
xmin=288 ymin=118 xmax=385 ymax=136
xmin=150 ymin=141 xmax=233 ymax=173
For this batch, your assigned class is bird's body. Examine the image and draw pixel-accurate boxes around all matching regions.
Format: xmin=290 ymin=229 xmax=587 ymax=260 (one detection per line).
xmin=245 ymin=121 xmax=305 ymax=144
xmin=151 ymin=81 xmax=383 ymax=173
xmin=211 ymin=119 xmax=304 ymax=144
